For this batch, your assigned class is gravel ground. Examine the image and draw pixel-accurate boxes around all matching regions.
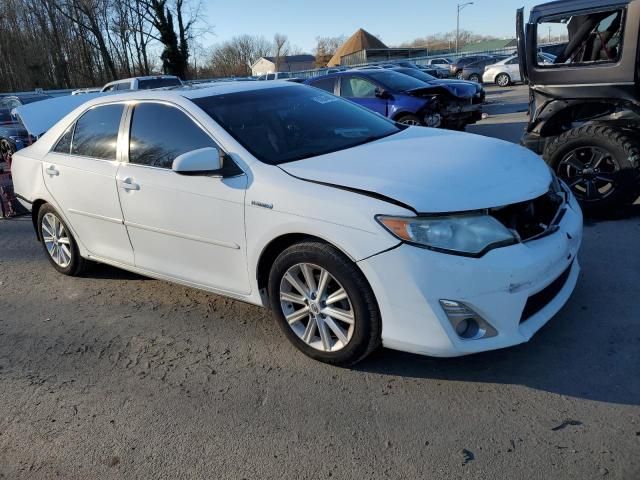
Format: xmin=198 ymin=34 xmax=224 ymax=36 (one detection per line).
xmin=1 ymin=85 xmax=639 ymax=479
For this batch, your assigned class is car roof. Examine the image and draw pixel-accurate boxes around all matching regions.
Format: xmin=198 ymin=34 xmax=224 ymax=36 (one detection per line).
xmin=531 ymin=0 xmax=631 ymax=18
xmin=90 ymin=80 xmax=301 ymax=104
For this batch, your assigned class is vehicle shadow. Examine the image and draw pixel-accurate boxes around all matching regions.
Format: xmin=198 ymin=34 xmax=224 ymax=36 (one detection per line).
xmin=357 ymin=318 xmax=639 ymax=407
xmin=81 ymin=263 xmax=148 ymax=281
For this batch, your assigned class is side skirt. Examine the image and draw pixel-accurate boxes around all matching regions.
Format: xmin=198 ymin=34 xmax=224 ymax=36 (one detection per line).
xmin=86 ymin=254 xmax=266 ymax=308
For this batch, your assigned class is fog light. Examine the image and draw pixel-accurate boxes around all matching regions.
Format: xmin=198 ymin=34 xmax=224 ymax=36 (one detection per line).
xmin=439 ymin=300 xmax=497 ymax=341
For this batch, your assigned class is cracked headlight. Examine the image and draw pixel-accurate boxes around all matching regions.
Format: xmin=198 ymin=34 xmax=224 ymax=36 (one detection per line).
xmin=377 ymin=213 xmax=517 ymax=257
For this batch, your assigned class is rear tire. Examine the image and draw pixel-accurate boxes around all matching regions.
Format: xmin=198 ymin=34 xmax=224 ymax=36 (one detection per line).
xmin=268 ymin=241 xmax=381 ymax=366
xmin=468 ymin=74 xmax=481 ymax=83
xmin=37 ymin=204 xmax=88 ymax=276
xmin=496 ymin=73 xmax=511 ymax=87
xmin=543 ymin=125 xmax=640 ymax=214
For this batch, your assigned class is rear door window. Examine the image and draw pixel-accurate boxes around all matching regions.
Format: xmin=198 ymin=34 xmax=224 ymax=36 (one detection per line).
xmin=70 ymin=104 xmax=124 ymax=160
xmin=128 ymin=103 xmax=217 ymax=169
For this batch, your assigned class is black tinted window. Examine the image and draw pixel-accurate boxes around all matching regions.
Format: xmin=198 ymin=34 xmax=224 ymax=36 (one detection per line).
xmin=71 ymin=104 xmax=123 ymax=159
xmin=137 ymin=78 xmax=182 ymax=90
xmin=193 ymin=86 xmax=401 ymax=165
xmin=309 ymin=78 xmax=335 ymax=93
xmin=129 ymin=103 xmax=215 ymax=168
xmin=53 ymin=125 xmax=74 ymax=154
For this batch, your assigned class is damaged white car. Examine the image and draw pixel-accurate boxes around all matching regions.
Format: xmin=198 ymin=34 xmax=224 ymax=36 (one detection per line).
xmin=11 ymin=82 xmax=583 ymax=365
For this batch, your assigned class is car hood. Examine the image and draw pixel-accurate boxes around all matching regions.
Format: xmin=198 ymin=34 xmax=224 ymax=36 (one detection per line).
xmin=13 ymin=92 xmax=104 ymax=137
xmin=429 ymin=79 xmax=479 ymax=98
xmin=279 ymin=127 xmax=551 ymax=213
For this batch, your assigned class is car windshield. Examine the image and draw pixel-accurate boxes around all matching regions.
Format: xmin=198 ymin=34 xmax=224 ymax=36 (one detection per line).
xmin=394 ymin=68 xmax=437 ymax=83
xmin=138 ymin=78 xmax=182 ymax=89
xmin=360 ymin=71 xmax=427 ymax=91
xmin=193 ymin=86 xmax=402 ymax=165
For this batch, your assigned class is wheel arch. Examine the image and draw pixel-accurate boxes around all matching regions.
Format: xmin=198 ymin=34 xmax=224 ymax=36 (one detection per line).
xmin=31 ymin=198 xmax=48 ymax=240
xmin=256 ymin=233 xmax=358 ymax=294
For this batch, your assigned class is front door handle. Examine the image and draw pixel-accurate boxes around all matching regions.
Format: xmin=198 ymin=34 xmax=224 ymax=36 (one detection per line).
xmin=121 ymin=177 xmax=140 ymax=191
xmin=45 ymin=165 xmax=59 ymax=176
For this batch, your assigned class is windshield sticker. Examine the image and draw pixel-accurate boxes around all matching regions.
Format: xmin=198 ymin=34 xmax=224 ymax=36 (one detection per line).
xmin=311 ymin=95 xmax=338 ymax=104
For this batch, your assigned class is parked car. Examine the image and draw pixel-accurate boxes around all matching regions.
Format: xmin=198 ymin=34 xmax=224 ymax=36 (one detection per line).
xmin=483 ymin=54 xmax=555 ymax=87
xmin=0 ymin=93 xmax=52 ymax=109
xmin=11 ymin=82 xmax=583 ymax=365
xmin=305 ymin=70 xmax=442 ymax=127
xmin=460 ymin=57 xmax=508 ymax=82
xmin=518 ymin=0 xmax=640 ymax=213
xmin=425 ymin=58 xmax=452 ymax=66
xmin=100 ymin=75 xmax=182 ymax=92
xmin=449 ymin=55 xmax=497 ymax=78
xmin=256 ymin=72 xmax=293 ymax=80
xmin=71 ymin=88 xmax=102 ymax=95
xmin=386 ymin=67 xmax=484 ymax=129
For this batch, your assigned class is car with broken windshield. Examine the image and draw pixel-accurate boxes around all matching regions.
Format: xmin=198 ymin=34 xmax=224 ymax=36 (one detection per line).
xmin=11 ymin=82 xmax=583 ymax=366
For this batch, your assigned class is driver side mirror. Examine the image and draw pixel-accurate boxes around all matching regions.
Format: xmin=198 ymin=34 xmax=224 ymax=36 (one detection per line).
xmin=375 ymin=87 xmax=391 ymax=99
xmin=172 ymin=147 xmax=224 ymax=176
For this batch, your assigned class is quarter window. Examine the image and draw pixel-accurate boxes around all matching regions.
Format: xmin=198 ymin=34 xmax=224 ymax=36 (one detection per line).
xmin=70 ymin=104 xmax=124 ymax=160
xmin=309 ymin=77 xmax=335 ymax=93
xmin=53 ymin=125 xmax=74 ymax=154
xmin=128 ymin=103 xmax=217 ymax=169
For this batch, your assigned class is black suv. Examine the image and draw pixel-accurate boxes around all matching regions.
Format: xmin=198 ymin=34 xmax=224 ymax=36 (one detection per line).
xmin=517 ymin=0 xmax=640 ymax=212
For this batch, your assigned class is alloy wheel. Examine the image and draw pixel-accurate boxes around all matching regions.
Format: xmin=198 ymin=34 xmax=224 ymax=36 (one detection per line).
xmin=279 ymin=263 xmax=355 ymax=352
xmin=558 ymin=146 xmax=619 ymax=203
xmin=497 ymin=74 xmax=510 ymax=87
xmin=42 ymin=212 xmax=72 ymax=268
xmin=399 ymin=118 xmax=422 ymax=126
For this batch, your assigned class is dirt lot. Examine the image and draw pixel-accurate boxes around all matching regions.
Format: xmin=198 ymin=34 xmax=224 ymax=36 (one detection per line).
xmin=1 ymin=85 xmax=639 ymax=479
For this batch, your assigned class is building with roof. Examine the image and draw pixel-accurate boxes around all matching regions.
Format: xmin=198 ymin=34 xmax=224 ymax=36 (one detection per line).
xmin=460 ymin=39 xmax=517 ymax=54
xmin=327 ymin=29 xmax=388 ymax=67
xmin=251 ymin=54 xmax=316 ymax=76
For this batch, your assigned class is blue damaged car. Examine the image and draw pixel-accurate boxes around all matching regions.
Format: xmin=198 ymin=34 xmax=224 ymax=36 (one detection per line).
xmin=305 ymin=69 xmax=484 ymax=130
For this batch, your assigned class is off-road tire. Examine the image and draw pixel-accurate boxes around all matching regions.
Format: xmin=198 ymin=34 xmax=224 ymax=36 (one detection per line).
xmin=544 ymin=125 xmax=640 ymax=213
xmin=268 ymin=241 xmax=381 ymax=366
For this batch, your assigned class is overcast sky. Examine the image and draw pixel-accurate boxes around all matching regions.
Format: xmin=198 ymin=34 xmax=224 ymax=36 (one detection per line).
xmin=200 ymin=0 xmax=535 ymax=52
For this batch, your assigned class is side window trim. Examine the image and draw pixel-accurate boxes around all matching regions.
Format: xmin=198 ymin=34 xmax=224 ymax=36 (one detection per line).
xmin=121 ymin=100 xmax=241 ymax=174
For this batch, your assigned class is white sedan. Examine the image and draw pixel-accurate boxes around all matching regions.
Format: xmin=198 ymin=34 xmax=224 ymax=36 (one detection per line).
xmin=483 ymin=54 xmax=556 ymax=87
xmin=11 ymin=82 xmax=583 ymax=365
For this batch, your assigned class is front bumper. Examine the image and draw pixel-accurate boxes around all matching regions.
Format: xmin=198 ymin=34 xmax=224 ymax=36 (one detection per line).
xmin=358 ymin=196 xmax=583 ymax=357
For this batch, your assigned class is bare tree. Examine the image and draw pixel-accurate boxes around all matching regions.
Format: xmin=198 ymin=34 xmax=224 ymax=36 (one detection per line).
xmin=206 ymin=34 xmax=271 ymax=78
xmin=314 ymin=35 xmax=345 ymax=67
xmin=272 ymin=33 xmax=289 ymax=72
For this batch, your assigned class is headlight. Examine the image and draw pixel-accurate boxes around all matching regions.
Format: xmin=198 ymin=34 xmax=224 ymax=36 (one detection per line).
xmin=377 ymin=213 xmax=517 ymax=256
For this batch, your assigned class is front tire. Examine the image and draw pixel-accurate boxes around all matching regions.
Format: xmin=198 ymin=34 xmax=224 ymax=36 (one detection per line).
xmin=268 ymin=241 xmax=381 ymax=366
xmin=544 ymin=125 xmax=640 ymax=213
xmin=396 ymin=114 xmax=424 ymax=127
xmin=38 ymin=204 xmax=88 ymax=276
xmin=468 ymin=74 xmax=481 ymax=83
xmin=496 ymin=73 xmax=511 ymax=87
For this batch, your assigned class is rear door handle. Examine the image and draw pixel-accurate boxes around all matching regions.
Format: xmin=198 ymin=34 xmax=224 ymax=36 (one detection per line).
xmin=45 ymin=165 xmax=59 ymax=176
xmin=121 ymin=177 xmax=140 ymax=191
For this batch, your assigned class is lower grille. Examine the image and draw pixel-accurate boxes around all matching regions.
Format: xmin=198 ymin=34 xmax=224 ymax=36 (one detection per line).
xmin=520 ymin=262 xmax=573 ymax=323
